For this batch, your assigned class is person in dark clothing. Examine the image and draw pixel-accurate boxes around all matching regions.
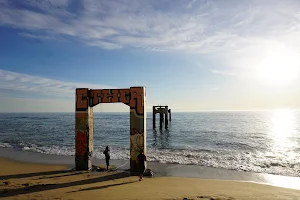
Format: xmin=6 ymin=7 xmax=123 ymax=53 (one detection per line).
xmin=137 ymin=150 xmax=147 ymax=181
xmin=103 ymin=146 xmax=110 ymax=171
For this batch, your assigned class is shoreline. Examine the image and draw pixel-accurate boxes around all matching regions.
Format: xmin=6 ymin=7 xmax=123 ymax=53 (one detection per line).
xmin=1 ymin=147 xmax=300 ymax=190
xmin=1 ymin=158 xmax=300 ymax=200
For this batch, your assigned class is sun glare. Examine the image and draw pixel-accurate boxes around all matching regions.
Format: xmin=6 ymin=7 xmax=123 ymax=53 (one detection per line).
xmin=271 ymin=109 xmax=295 ymax=138
xmin=270 ymin=109 xmax=297 ymax=155
xmin=256 ymin=45 xmax=300 ymax=86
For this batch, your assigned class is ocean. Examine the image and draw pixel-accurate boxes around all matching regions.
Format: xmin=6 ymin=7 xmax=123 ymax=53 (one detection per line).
xmin=0 ymin=111 xmax=299 ymax=178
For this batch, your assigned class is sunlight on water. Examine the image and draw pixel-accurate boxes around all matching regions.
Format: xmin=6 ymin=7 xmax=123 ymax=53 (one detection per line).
xmin=270 ymin=109 xmax=297 ymax=158
xmin=264 ymin=174 xmax=300 ymax=190
xmin=271 ymin=109 xmax=295 ymax=138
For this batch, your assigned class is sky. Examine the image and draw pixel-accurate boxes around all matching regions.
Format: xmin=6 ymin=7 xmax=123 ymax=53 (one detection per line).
xmin=1 ymin=0 xmax=300 ymax=112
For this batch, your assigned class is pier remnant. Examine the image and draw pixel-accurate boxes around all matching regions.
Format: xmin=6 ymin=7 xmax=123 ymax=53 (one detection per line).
xmin=153 ymin=106 xmax=171 ymax=129
xmin=75 ymin=87 xmax=146 ymax=175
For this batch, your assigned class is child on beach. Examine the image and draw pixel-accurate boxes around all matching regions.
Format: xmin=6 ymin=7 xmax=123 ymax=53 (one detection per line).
xmin=137 ymin=150 xmax=147 ymax=181
xmin=103 ymin=146 xmax=110 ymax=171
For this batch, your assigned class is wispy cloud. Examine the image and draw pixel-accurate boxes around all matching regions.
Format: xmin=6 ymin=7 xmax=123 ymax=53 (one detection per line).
xmin=1 ymin=0 xmax=300 ymax=80
xmin=18 ymin=32 xmax=57 ymax=40
xmin=0 ymin=69 xmax=115 ymax=98
xmin=0 ymin=69 xmax=142 ymax=112
xmin=1 ymin=0 xmax=299 ymax=53
xmin=86 ymin=40 xmax=122 ymax=50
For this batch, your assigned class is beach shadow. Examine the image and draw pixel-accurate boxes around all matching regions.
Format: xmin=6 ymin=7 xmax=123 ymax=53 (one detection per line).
xmin=68 ymin=180 xmax=137 ymax=193
xmin=0 ymin=172 xmax=130 ymax=198
xmin=34 ymin=171 xmax=89 ymax=180
xmin=0 ymin=169 xmax=71 ymax=180
xmin=196 ymin=195 xmax=235 ymax=200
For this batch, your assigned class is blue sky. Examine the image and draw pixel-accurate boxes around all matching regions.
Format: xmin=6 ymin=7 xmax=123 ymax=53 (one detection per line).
xmin=1 ymin=0 xmax=300 ymax=112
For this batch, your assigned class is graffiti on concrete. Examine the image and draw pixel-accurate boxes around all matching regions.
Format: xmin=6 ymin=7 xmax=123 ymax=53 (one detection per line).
xmin=128 ymin=87 xmax=144 ymax=116
xmin=76 ymin=130 xmax=87 ymax=156
xmin=81 ymin=87 xmax=144 ymax=116
xmin=75 ymin=87 xmax=146 ymax=173
xmin=76 ymin=89 xmax=88 ymax=110
xmin=130 ymin=128 xmax=144 ymax=161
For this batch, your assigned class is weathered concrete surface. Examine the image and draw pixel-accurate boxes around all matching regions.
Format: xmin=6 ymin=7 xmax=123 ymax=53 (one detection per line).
xmin=153 ymin=106 xmax=170 ymax=129
xmin=75 ymin=88 xmax=93 ymax=171
xmin=75 ymin=87 xmax=146 ymax=175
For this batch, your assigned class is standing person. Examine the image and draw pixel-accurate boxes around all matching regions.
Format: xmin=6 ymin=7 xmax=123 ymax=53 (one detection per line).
xmin=137 ymin=150 xmax=147 ymax=181
xmin=103 ymin=146 xmax=110 ymax=171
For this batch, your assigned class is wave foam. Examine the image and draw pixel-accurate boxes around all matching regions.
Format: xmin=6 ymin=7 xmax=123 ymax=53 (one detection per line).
xmin=0 ymin=142 xmax=12 ymax=148
xmin=0 ymin=142 xmax=299 ymax=177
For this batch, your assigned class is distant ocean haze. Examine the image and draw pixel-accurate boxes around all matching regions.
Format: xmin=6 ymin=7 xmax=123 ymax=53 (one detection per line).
xmin=0 ymin=110 xmax=299 ymax=177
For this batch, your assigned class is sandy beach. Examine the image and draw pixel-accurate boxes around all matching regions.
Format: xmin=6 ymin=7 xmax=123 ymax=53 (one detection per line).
xmin=1 ymin=157 xmax=300 ymax=200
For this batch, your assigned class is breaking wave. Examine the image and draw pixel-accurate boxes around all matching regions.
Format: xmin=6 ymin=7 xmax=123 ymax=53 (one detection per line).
xmin=1 ymin=142 xmax=299 ymax=177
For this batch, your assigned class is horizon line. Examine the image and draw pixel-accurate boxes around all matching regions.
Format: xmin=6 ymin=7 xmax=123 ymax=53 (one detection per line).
xmin=0 ymin=109 xmax=299 ymax=113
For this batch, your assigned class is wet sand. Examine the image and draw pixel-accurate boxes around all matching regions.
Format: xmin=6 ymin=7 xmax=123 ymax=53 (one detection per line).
xmin=1 ymin=156 xmax=300 ymax=199
xmin=1 ymin=147 xmax=300 ymax=190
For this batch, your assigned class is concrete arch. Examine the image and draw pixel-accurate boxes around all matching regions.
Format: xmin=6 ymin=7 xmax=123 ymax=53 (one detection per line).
xmin=75 ymin=87 xmax=146 ymax=175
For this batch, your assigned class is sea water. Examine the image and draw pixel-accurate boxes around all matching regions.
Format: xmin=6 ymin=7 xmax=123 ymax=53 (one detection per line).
xmin=0 ymin=111 xmax=299 ymax=177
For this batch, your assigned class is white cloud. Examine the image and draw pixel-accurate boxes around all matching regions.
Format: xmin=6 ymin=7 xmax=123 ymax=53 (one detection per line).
xmin=0 ymin=0 xmax=299 ymax=53
xmin=0 ymin=69 xmax=157 ymax=112
xmin=86 ymin=40 xmax=122 ymax=49
xmin=0 ymin=69 xmax=115 ymax=98
xmin=0 ymin=69 xmax=133 ymax=112
xmin=18 ymin=32 xmax=57 ymax=40
xmin=0 ymin=69 xmax=167 ymax=112
xmin=1 ymin=0 xmax=300 ymax=77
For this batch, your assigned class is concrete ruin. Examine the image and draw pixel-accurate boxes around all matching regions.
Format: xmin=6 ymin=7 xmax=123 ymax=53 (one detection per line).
xmin=75 ymin=87 xmax=146 ymax=175
xmin=153 ymin=106 xmax=171 ymax=129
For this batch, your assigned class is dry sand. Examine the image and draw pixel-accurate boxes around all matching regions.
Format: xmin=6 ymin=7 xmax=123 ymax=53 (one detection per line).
xmin=0 ymin=157 xmax=300 ymax=200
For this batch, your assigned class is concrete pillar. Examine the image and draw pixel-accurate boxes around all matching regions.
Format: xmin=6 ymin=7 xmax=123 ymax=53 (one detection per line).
xmin=129 ymin=87 xmax=147 ymax=175
xmin=159 ymin=108 xmax=163 ymax=129
xmin=75 ymin=88 xmax=94 ymax=171
xmin=75 ymin=87 xmax=146 ymax=174
xmin=153 ymin=106 xmax=156 ymax=129
xmin=165 ymin=106 xmax=168 ymax=129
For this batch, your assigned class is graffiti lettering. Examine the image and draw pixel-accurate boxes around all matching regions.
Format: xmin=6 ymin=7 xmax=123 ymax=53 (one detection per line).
xmin=87 ymin=88 xmax=143 ymax=116
xmin=129 ymin=87 xmax=144 ymax=115
xmin=91 ymin=89 xmax=101 ymax=106
xmin=119 ymin=89 xmax=130 ymax=104
xmin=76 ymin=131 xmax=87 ymax=156
xmin=101 ymin=89 xmax=119 ymax=103
xmin=88 ymin=89 xmax=131 ymax=106
xmin=76 ymin=89 xmax=88 ymax=109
